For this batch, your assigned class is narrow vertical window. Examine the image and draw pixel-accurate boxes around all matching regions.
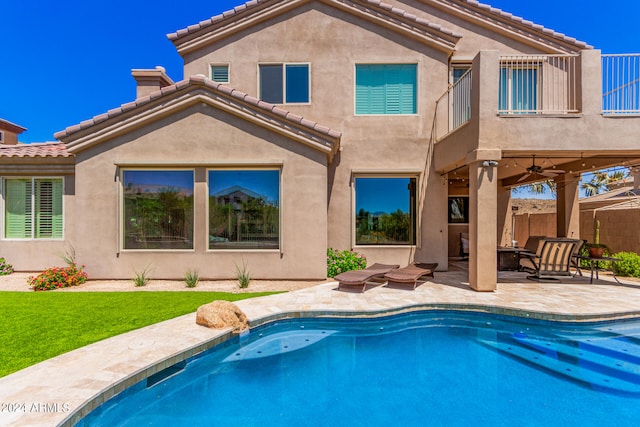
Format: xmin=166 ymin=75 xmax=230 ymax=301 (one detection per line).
xmin=499 ymin=65 xmax=539 ymax=114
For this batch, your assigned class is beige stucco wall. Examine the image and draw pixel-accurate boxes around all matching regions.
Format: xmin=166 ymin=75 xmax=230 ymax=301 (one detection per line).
xmin=67 ymin=104 xmax=328 ymax=280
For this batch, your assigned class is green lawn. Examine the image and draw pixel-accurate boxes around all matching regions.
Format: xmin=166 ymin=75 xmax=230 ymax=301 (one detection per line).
xmin=0 ymin=291 xmax=276 ymax=378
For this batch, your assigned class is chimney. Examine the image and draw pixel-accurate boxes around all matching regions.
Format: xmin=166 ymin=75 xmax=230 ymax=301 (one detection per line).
xmin=0 ymin=119 xmax=26 ymax=145
xmin=131 ymin=66 xmax=174 ymax=99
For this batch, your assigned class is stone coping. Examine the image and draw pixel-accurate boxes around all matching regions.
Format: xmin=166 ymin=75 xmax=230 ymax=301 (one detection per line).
xmin=2 ymin=274 xmax=640 ymax=426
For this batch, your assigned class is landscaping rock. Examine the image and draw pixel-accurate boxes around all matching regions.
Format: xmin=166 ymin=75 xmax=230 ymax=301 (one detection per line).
xmin=196 ymin=300 xmax=249 ymax=333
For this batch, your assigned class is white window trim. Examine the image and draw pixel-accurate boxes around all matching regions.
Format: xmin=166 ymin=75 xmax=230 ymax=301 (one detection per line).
xmin=210 ymin=63 xmax=230 ymax=84
xmin=1 ymin=176 xmax=65 ymax=241
xmin=353 ymin=62 xmax=419 ymax=116
xmin=257 ymin=62 xmax=312 ymax=105
xmin=206 ymin=166 xmax=282 ymax=252
xmin=351 ymin=172 xmax=420 ymax=248
xmin=119 ymin=168 xmax=196 ymax=252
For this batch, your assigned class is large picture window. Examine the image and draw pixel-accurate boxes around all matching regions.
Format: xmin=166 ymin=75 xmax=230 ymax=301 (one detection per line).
xmin=4 ymin=178 xmax=63 ymax=239
xmin=356 ymin=64 xmax=417 ymax=115
xmin=209 ymin=170 xmax=280 ymax=250
xmin=122 ymin=170 xmax=194 ymax=250
xmin=259 ymin=64 xmax=310 ymax=104
xmin=355 ymin=177 xmax=416 ymax=245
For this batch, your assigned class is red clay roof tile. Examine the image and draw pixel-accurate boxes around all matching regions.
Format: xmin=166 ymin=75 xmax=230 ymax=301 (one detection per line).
xmin=0 ymin=142 xmax=71 ymax=158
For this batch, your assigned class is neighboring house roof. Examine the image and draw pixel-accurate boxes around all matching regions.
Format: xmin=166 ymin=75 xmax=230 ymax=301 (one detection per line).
xmin=435 ymin=0 xmax=592 ymax=52
xmin=0 ymin=118 xmax=27 ymax=134
xmin=213 ymin=185 xmax=265 ymax=200
xmin=167 ymin=0 xmax=463 ymax=55
xmin=55 ymin=75 xmax=341 ymax=161
xmin=0 ymin=142 xmax=71 ymax=158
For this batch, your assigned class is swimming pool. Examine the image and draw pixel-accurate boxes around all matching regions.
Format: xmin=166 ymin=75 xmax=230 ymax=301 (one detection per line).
xmin=78 ymin=312 xmax=640 ymax=426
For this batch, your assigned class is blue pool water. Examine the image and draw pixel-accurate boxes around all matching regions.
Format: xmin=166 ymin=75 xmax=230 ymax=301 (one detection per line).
xmin=79 ymin=312 xmax=640 ymax=426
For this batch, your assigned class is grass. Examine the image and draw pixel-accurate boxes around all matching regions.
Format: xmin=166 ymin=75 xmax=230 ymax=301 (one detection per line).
xmin=0 ymin=291 xmax=277 ymax=378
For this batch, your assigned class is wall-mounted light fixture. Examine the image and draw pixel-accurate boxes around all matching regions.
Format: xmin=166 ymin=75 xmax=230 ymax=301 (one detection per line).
xmin=482 ymin=160 xmax=499 ymax=168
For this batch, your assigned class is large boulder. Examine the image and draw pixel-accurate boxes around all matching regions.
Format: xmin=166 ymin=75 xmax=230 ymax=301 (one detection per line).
xmin=196 ymin=300 xmax=249 ymax=333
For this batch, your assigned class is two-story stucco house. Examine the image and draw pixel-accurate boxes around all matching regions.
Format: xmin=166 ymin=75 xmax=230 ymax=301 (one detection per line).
xmin=2 ymin=0 xmax=640 ymax=291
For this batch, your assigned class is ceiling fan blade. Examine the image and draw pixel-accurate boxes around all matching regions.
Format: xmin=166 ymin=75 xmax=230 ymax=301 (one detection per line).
xmin=540 ymin=171 xmax=559 ymax=177
xmin=517 ymin=173 xmax=532 ymax=182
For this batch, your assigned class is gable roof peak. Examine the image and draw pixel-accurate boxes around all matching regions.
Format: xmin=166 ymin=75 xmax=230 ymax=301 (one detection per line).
xmin=168 ymin=0 xmax=462 ymax=55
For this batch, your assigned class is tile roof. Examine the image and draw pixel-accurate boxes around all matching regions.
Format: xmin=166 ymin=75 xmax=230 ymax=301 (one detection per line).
xmin=167 ymin=0 xmax=463 ymax=42
xmin=0 ymin=142 xmax=71 ymax=158
xmin=55 ymin=75 xmax=342 ymax=141
xmin=459 ymin=0 xmax=591 ymax=49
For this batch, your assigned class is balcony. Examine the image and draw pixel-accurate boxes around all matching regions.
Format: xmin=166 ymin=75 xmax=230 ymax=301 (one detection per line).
xmin=498 ymin=55 xmax=579 ymax=115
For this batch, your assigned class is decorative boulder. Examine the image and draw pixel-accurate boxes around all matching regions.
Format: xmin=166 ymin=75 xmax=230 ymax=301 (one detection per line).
xmin=196 ymin=300 xmax=249 ymax=333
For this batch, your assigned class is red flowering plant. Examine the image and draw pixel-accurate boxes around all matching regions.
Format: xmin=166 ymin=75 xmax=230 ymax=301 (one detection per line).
xmin=29 ymin=263 xmax=88 ymax=291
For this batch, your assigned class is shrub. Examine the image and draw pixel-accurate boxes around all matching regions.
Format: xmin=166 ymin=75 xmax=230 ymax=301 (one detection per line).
xmin=184 ymin=269 xmax=199 ymax=288
xmin=611 ymin=252 xmax=640 ymax=278
xmin=29 ymin=264 xmax=88 ymax=291
xmin=327 ymin=248 xmax=366 ymax=278
xmin=133 ymin=266 xmax=152 ymax=287
xmin=235 ymin=260 xmax=251 ymax=289
xmin=0 ymin=257 xmax=13 ymax=276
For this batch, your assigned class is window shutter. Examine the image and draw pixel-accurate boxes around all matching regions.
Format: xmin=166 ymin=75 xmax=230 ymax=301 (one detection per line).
xmin=5 ymin=179 xmax=32 ymax=238
xmin=51 ymin=179 xmax=63 ymax=238
xmin=211 ymin=65 xmax=229 ymax=83
xmin=356 ymin=64 xmax=416 ymax=115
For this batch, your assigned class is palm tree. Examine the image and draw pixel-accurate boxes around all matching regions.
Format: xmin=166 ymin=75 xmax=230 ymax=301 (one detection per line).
xmin=580 ymin=169 xmax=628 ymax=197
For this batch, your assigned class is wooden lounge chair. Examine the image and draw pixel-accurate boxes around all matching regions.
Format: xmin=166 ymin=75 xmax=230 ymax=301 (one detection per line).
xmin=519 ymin=238 xmax=579 ymax=281
xmin=384 ymin=262 xmax=438 ymax=290
xmin=335 ymin=263 xmax=400 ymax=292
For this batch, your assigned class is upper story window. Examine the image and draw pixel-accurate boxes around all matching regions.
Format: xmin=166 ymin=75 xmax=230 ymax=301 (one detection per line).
xmin=211 ymin=64 xmax=230 ymax=83
xmin=4 ymin=177 xmax=63 ymax=239
xmin=122 ymin=170 xmax=194 ymax=250
xmin=355 ymin=64 xmax=417 ymax=115
xmin=259 ymin=63 xmax=310 ymax=104
xmin=452 ymin=65 xmax=471 ymax=83
xmin=0 ymin=131 xmax=3 ymax=143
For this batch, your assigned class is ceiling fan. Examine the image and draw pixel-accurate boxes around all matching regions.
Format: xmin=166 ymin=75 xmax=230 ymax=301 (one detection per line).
xmin=517 ymin=155 xmax=565 ymax=182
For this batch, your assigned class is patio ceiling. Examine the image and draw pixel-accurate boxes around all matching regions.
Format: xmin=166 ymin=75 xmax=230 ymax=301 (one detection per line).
xmin=445 ymin=151 xmax=640 ymax=188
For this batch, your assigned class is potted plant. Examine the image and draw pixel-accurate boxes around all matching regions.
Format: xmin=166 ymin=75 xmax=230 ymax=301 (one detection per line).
xmin=588 ymin=220 xmax=607 ymax=258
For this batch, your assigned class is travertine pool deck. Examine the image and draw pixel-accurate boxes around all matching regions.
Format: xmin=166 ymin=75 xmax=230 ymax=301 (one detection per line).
xmin=2 ymin=270 xmax=640 ymax=426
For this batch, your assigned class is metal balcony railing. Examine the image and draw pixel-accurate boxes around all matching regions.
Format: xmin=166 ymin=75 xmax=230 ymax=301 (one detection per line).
xmin=602 ymin=54 xmax=640 ymax=115
xmin=434 ymin=68 xmax=472 ymax=140
xmin=499 ymin=55 xmax=579 ymax=114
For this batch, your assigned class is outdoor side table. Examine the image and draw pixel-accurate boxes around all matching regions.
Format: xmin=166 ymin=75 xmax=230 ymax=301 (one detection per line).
xmin=497 ymin=247 xmax=532 ymax=271
xmin=576 ymin=255 xmax=622 ymax=284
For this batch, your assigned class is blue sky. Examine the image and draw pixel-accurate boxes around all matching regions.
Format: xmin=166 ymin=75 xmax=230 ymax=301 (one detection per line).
xmin=2 ymin=0 xmax=638 ymax=197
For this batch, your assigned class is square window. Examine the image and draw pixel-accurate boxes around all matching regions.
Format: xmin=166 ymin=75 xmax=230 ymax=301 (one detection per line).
xmin=448 ymin=197 xmax=469 ymax=224
xmin=356 ymin=64 xmax=417 ymax=115
xmin=209 ymin=169 xmax=280 ymax=250
xmin=355 ymin=176 xmax=416 ymax=245
xmin=122 ymin=170 xmax=194 ymax=250
xmin=4 ymin=177 xmax=63 ymax=239
xmin=259 ymin=64 xmax=309 ymax=104
xmin=211 ymin=64 xmax=230 ymax=83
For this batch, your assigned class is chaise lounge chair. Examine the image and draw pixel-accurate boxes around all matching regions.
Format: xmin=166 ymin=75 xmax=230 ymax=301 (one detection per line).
xmin=335 ymin=263 xmax=400 ymax=292
xmin=384 ymin=262 xmax=438 ymax=290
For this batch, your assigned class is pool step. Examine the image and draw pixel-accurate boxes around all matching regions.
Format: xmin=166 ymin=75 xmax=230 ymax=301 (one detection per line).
xmin=222 ymin=330 xmax=336 ymax=362
xmin=558 ymin=336 xmax=640 ymax=365
xmin=477 ymin=338 xmax=640 ymax=394
xmin=512 ymin=335 xmax=640 ymax=381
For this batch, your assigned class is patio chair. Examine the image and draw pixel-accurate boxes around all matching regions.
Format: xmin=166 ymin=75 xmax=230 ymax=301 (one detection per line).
xmin=519 ymin=238 xmax=580 ymax=281
xmin=460 ymin=233 xmax=469 ymax=259
xmin=384 ymin=262 xmax=439 ymax=290
xmin=335 ymin=263 xmax=400 ymax=292
xmin=570 ymin=239 xmax=586 ymax=277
